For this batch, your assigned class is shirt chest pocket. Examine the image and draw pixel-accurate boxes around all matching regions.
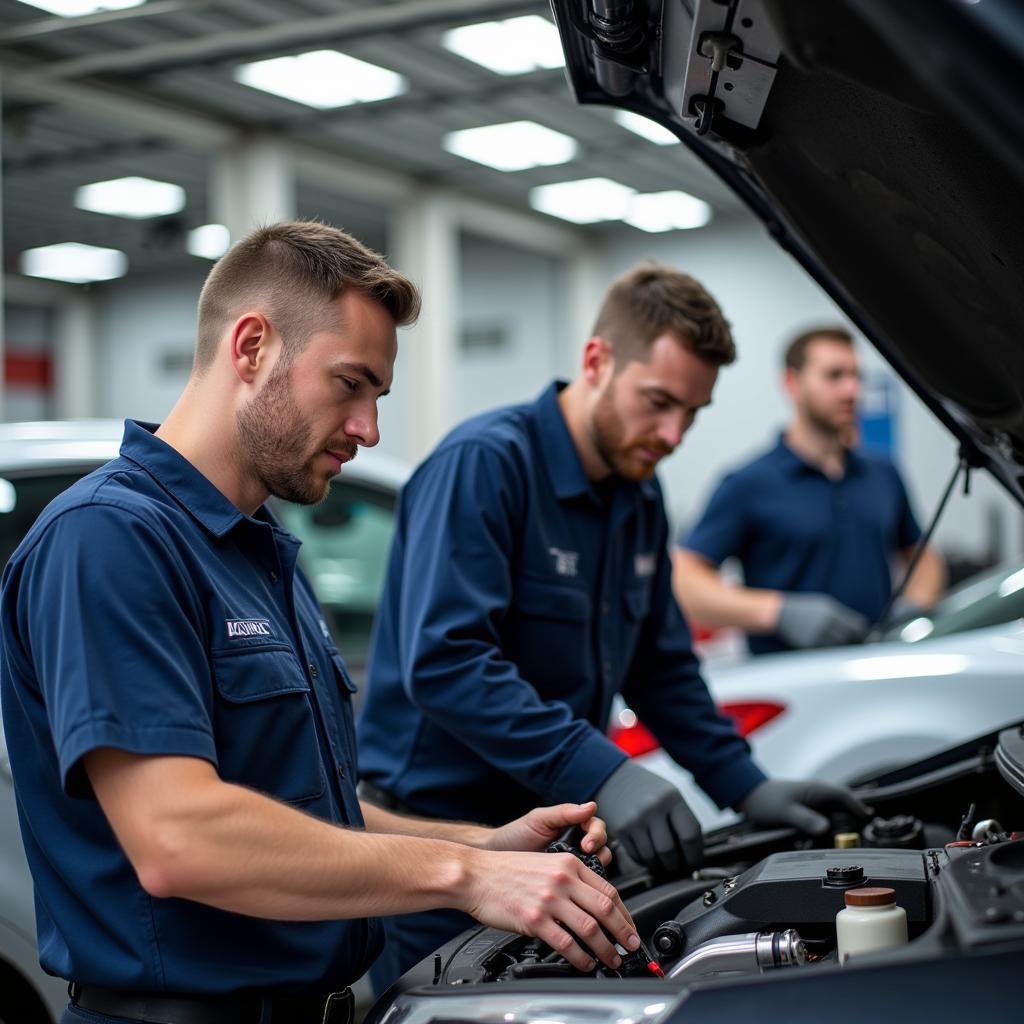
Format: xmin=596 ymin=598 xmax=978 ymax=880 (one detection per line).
xmin=211 ymin=645 xmax=326 ymax=805
xmin=508 ymin=576 xmax=592 ymax=700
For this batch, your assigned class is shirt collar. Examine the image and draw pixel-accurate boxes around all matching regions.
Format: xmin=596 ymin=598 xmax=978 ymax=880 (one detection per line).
xmin=118 ymin=419 xmax=250 ymax=538
xmin=772 ymin=432 xmax=862 ymax=478
xmin=531 ymin=381 xmax=658 ymax=502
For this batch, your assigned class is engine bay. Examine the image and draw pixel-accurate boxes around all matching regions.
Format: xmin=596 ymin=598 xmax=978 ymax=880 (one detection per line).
xmin=367 ymin=725 xmax=1024 ymax=1022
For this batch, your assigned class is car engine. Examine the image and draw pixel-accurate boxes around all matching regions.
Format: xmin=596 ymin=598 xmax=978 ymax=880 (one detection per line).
xmin=366 ymin=725 xmax=1024 ymax=1022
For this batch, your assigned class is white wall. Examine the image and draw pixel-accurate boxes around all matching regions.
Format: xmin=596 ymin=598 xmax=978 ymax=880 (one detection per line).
xmin=600 ymin=216 xmax=1023 ymax=564
xmin=96 ymin=269 xmax=207 ymax=423
xmin=455 ymin=233 xmax=568 ymax=422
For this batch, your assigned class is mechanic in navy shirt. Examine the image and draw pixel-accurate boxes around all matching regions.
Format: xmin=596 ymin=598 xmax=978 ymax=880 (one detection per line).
xmin=358 ymin=266 xmax=870 ymax=991
xmin=0 ymin=223 xmax=639 ymax=1024
xmin=674 ymin=326 xmax=945 ymax=656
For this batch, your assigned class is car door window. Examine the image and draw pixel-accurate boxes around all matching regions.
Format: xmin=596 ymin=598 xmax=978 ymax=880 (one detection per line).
xmin=0 ymin=471 xmax=95 ymax=569
xmin=271 ymin=480 xmax=396 ymax=666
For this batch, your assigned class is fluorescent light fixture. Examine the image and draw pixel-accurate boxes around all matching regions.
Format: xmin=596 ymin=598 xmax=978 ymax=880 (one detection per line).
xmin=75 ymin=176 xmax=185 ymax=219
xmin=623 ymin=190 xmax=712 ymax=232
xmin=444 ymin=121 xmax=576 ymax=172
xmin=530 ymin=177 xmax=636 ymax=224
xmin=234 ymin=50 xmax=405 ymax=108
xmin=614 ymin=110 xmax=679 ymax=145
xmin=19 ymin=242 xmax=127 ymax=284
xmin=443 ymin=15 xmax=564 ymax=75
xmin=187 ymin=223 xmax=231 ymax=260
xmin=18 ymin=0 xmax=145 ymax=16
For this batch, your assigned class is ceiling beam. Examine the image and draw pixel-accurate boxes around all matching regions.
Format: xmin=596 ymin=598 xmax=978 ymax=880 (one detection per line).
xmin=5 ymin=0 xmax=544 ymax=85
xmin=0 ymin=0 xmax=213 ymax=45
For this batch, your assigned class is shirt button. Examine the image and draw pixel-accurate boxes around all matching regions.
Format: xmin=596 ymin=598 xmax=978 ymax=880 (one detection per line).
xmin=269 ymin=570 xmax=279 ymax=583
xmin=337 ymin=765 xmax=346 ymax=780
xmin=308 ymin=662 xmax=318 ymax=679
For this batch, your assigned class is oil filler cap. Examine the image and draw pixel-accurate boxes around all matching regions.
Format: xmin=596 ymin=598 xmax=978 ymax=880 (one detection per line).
xmin=825 ymin=864 xmax=865 ymax=887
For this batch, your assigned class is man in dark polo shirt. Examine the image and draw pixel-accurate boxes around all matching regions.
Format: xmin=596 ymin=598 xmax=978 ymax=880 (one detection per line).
xmin=358 ymin=266 xmax=870 ymax=991
xmin=674 ymin=326 xmax=945 ymax=655
xmin=0 ymin=222 xmax=640 ymax=1024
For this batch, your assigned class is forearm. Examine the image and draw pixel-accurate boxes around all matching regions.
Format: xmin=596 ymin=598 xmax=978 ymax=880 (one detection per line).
xmin=89 ymin=751 xmax=479 ymax=921
xmin=672 ymin=549 xmax=780 ymax=633
xmin=360 ymin=800 xmax=491 ymax=848
xmin=901 ymin=544 xmax=946 ymax=606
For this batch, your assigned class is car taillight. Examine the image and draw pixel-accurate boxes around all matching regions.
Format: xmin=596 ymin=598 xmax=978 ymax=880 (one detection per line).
xmin=609 ymin=700 xmax=786 ymax=757
xmin=719 ymin=701 xmax=786 ymax=737
xmin=608 ymin=717 xmax=660 ymax=758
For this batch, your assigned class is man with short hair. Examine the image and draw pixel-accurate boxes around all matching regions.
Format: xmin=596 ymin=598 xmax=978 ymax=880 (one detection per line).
xmin=358 ymin=266 xmax=869 ymax=991
xmin=0 ymin=222 xmax=640 ymax=1024
xmin=674 ymin=326 xmax=945 ymax=655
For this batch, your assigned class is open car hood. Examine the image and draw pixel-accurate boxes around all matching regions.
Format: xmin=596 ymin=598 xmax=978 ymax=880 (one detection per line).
xmin=551 ymin=0 xmax=1024 ymax=505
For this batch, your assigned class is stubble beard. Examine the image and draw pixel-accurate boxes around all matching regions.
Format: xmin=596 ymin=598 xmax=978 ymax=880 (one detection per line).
xmin=591 ymin=382 xmax=659 ymax=482
xmin=236 ymin=359 xmax=333 ymax=506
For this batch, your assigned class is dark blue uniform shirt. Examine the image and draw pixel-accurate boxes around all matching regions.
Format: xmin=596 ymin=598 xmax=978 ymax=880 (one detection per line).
xmin=358 ymin=383 xmax=764 ymax=825
xmin=681 ymin=436 xmax=922 ymax=656
xmin=0 ymin=421 xmax=381 ymax=993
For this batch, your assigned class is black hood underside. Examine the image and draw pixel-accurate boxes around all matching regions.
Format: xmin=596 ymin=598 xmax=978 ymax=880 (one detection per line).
xmin=553 ymin=0 xmax=1024 ymax=505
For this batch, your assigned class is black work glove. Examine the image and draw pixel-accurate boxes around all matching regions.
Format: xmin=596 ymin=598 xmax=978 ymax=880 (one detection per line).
xmin=776 ymin=593 xmax=869 ymax=648
xmin=593 ymin=761 xmax=703 ymax=877
xmin=737 ymin=779 xmax=872 ymax=836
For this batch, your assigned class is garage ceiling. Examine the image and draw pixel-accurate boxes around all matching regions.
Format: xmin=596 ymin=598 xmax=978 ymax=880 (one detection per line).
xmin=1 ymin=0 xmax=742 ymax=280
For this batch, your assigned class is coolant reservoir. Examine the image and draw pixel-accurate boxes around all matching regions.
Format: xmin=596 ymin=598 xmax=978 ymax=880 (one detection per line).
xmin=836 ymin=886 xmax=908 ymax=964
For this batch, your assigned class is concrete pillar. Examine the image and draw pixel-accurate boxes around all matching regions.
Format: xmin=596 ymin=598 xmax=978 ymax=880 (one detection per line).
xmin=388 ymin=191 xmax=459 ymax=463
xmin=210 ymin=138 xmax=296 ymax=243
xmin=53 ymin=297 xmax=97 ymax=419
xmin=565 ymin=249 xmax=608 ymax=374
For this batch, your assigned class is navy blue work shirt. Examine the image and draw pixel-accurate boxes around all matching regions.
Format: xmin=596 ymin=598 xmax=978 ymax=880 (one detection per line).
xmin=681 ymin=435 xmax=922 ymax=655
xmin=0 ymin=421 xmax=381 ymax=993
xmin=358 ymin=382 xmax=765 ymax=825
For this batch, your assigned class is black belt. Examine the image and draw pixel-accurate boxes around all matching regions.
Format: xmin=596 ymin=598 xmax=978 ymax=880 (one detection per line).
xmin=70 ymin=983 xmax=353 ymax=1024
xmin=357 ymin=779 xmax=419 ymax=816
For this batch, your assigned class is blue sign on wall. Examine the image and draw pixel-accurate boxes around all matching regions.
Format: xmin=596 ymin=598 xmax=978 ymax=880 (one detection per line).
xmin=858 ymin=371 xmax=898 ymax=457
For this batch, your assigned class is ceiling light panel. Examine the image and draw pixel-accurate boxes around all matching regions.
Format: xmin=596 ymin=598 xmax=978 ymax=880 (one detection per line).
xmin=613 ymin=110 xmax=680 ymax=145
xmin=444 ymin=121 xmax=577 ymax=172
xmin=443 ymin=15 xmax=565 ymax=75
xmin=18 ymin=0 xmax=146 ymax=16
xmin=623 ymin=191 xmax=712 ymax=232
xmin=234 ymin=51 xmax=406 ymax=108
xmin=19 ymin=242 xmax=128 ymax=284
xmin=187 ymin=224 xmax=231 ymax=261
xmin=529 ymin=178 xmax=636 ymax=224
xmin=75 ymin=176 xmax=186 ymax=219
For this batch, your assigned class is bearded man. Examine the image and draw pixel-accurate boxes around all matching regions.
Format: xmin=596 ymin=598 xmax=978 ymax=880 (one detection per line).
xmin=674 ymin=326 xmax=945 ymax=655
xmin=1 ymin=223 xmax=653 ymax=1024
xmin=357 ymin=265 xmax=869 ymax=992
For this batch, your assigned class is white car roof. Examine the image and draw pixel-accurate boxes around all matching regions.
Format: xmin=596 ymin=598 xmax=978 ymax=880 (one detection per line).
xmin=0 ymin=420 xmax=411 ymax=490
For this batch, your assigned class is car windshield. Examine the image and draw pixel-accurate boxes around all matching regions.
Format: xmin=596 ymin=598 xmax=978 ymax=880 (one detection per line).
xmin=884 ymin=561 xmax=1024 ymax=644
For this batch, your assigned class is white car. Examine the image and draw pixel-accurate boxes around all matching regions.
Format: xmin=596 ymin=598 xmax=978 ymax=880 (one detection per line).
xmin=0 ymin=420 xmax=407 ymax=1023
xmin=610 ymin=571 xmax=1024 ymax=828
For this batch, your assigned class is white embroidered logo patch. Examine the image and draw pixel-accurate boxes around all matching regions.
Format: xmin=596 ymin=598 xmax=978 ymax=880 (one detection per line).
xmin=634 ymin=552 xmax=656 ymax=578
xmin=226 ymin=618 xmax=273 ymax=639
xmin=549 ymin=547 xmax=580 ymax=578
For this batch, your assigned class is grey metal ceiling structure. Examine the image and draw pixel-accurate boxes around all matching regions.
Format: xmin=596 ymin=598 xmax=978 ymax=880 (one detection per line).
xmin=0 ymin=0 xmax=741 ymax=281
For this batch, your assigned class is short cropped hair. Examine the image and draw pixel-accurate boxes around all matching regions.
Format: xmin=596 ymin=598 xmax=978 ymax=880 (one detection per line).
xmin=784 ymin=326 xmax=853 ymax=372
xmin=193 ymin=221 xmax=420 ymax=374
xmin=591 ymin=263 xmax=735 ymax=368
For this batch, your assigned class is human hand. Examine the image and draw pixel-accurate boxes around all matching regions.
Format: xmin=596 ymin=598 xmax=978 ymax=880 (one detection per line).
xmin=594 ymin=761 xmax=702 ymax=877
xmin=459 ymin=847 xmax=640 ymax=973
xmin=737 ymin=778 xmax=873 ymax=835
xmin=777 ymin=593 xmax=869 ymax=648
xmin=484 ymin=800 xmax=611 ymax=869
